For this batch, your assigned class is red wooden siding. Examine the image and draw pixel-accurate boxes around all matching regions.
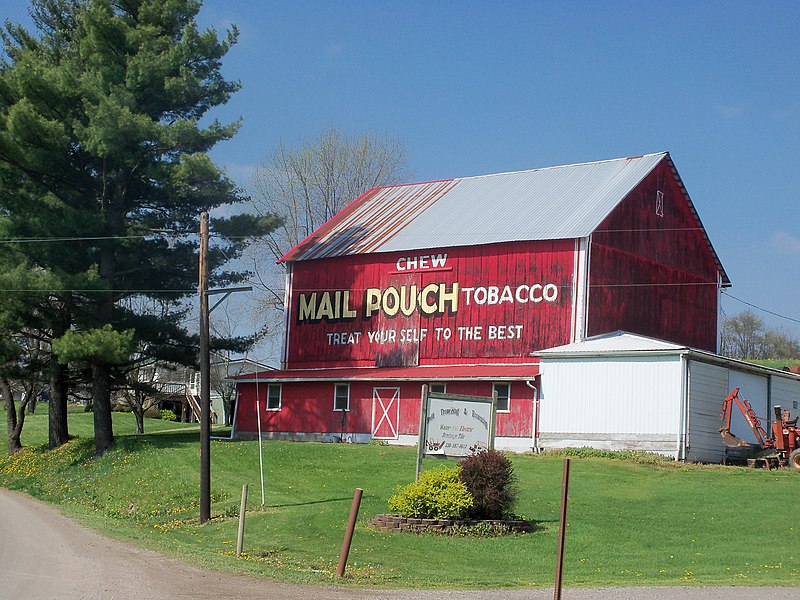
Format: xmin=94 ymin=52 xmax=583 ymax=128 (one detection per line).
xmin=236 ymin=379 xmax=536 ymax=439
xmin=285 ymin=240 xmax=575 ymax=369
xmin=588 ymin=160 xmax=720 ymax=351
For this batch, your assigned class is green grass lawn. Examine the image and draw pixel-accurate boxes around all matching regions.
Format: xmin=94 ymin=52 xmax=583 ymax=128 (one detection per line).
xmin=1 ymin=407 xmax=798 ymax=589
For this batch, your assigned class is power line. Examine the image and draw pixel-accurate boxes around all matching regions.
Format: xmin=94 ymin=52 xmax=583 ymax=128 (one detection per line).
xmin=0 ymin=227 xmax=710 ymax=245
xmin=0 ymin=234 xmax=190 ymax=244
xmin=721 ymin=290 xmax=800 ymax=325
xmin=0 ymin=288 xmax=197 ymax=293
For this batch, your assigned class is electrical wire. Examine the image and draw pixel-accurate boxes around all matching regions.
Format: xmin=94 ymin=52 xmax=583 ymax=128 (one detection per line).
xmin=0 ymin=227 xmax=709 ymax=244
xmin=721 ymin=290 xmax=800 ymax=325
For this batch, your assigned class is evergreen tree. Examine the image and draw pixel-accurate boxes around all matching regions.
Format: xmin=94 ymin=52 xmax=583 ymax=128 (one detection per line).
xmin=0 ymin=0 xmax=277 ymax=455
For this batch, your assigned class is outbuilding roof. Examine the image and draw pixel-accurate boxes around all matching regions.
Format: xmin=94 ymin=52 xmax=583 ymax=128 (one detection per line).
xmin=534 ymin=331 xmax=800 ymax=382
xmin=280 ymin=152 xmax=726 ymax=285
xmin=535 ymin=331 xmax=689 ymax=356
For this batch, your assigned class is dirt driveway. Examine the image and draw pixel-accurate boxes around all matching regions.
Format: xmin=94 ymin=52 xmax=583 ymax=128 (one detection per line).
xmin=0 ymin=488 xmax=796 ymax=600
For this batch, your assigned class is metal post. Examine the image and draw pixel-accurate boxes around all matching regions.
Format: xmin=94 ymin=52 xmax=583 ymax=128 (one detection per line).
xmin=416 ymin=385 xmax=428 ymax=481
xmin=336 ymin=487 xmax=363 ymax=578
xmin=236 ymin=484 xmax=248 ymax=557
xmin=554 ymin=458 xmax=570 ymax=600
xmin=199 ymin=212 xmax=211 ymax=524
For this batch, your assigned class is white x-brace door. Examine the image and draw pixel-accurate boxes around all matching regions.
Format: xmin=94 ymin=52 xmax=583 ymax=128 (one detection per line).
xmin=371 ymin=387 xmax=400 ymax=440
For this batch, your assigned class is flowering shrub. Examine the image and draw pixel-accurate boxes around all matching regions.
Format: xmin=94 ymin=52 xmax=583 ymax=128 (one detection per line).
xmin=388 ymin=465 xmax=473 ymax=519
xmin=160 ymin=409 xmax=177 ymax=421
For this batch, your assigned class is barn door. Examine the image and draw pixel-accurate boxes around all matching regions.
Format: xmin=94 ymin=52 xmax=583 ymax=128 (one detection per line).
xmin=372 ymin=387 xmax=400 ymax=439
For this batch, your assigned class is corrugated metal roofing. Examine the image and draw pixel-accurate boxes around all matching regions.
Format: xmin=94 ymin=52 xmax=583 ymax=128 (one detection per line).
xmin=282 ymin=152 xmax=667 ymax=262
xmin=535 ymin=331 xmax=688 ymax=356
xmin=534 ymin=331 xmax=800 ymax=382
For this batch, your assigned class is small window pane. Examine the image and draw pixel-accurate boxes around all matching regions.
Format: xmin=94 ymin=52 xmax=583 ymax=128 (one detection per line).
xmin=334 ymin=384 xmax=349 ymax=411
xmin=429 ymin=383 xmax=446 ymax=394
xmin=493 ymin=383 xmax=511 ymax=412
xmin=266 ymin=384 xmax=281 ymax=411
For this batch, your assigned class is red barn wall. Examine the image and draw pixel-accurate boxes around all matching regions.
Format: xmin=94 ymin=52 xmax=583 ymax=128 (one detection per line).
xmin=285 ymin=240 xmax=575 ymax=369
xmin=236 ymin=379 xmax=536 ymax=439
xmin=587 ymin=160 xmax=720 ymax=351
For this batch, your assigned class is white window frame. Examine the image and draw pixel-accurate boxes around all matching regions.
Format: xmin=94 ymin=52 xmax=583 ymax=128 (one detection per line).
xmin=429 ymin=382 xmax=447 ymax=394
xmin=266 ymin=383 xmax=282 ymax=411
xmin=493 ymin=382 xmax=511 ymax=413
xmin=334 ymin=383 xmax=350 ymax=412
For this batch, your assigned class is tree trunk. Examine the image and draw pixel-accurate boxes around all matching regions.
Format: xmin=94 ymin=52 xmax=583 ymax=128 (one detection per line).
xmin=2 ymin=378 xmax=22 ymax=455
xmin=49 ymin=352 xmax=69 ymax=449
xmin=133 ymin=404 xmax=144 ymax=435
xmin=92 ymin=362 xmax=114 ymax=455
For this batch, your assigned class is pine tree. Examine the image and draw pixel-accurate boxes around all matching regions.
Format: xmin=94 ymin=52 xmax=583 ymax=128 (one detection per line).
xmin=0 ymin=0 xmax=277 ymax=455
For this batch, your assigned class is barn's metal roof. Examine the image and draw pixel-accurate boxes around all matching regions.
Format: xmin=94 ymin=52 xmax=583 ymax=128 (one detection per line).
xmin=280 ymin=152 xmax=729 ymax=285
xmin=281 ymin=153 xmax=667 ymax=262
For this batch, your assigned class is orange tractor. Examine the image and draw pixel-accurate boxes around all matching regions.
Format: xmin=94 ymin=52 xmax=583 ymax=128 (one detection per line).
xmin=720 ymin=387 xmax=800 ymax=470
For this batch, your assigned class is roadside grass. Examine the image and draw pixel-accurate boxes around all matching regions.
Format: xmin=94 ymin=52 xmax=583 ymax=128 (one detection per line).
xmin=1 ymin=408 xmax=798 ymax=589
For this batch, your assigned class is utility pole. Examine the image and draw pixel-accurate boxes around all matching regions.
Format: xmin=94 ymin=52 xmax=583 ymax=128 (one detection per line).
xmin=198 ymin=212 xmax=252 ymax=524
xmin=199 ymin=212 xmax=211 ymax=523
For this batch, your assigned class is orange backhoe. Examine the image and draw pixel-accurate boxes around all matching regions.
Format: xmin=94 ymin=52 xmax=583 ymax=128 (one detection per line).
xmin=720 ymin=387 xmax=800 ymax=470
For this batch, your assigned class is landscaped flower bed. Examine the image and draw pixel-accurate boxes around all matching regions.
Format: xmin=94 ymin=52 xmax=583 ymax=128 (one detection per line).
xmin=368 ymin=513 xmax=533 ymax=535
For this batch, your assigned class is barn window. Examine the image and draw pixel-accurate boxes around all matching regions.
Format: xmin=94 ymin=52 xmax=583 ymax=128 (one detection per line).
xmin=266 ymin=384 xmax=281 ymax=411
xmin=429 ymin=383 xmax=447 ymax=394
xmin=493 ymin=383 xmax=511 ymax=412
xmin=334 ymin=383 xmax=350 ymax=411
xmin=655 ymin=190 xmax=664 ymax=217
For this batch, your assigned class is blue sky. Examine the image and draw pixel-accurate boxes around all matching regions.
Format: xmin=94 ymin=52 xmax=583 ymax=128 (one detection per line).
xmin=5 ymin=1 xmax=800 ymax=341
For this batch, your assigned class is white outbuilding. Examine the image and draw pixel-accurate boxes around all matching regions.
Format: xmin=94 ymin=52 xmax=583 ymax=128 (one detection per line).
xmin=535 ymin=331 xmax=800 ymax=462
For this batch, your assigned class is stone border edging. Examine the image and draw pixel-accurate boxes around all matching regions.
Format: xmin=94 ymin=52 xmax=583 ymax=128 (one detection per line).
xmin=369 ymin=514 xmax=532 ymax=534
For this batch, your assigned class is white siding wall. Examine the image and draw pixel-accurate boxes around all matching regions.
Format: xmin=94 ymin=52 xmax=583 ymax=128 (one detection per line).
xmin=686 ymin=360 xmax=728 ymax=463
xmin=537 ymin=350 xmax=800 ymax=463
xmin=538 ymin=355 xmax=682 ymax=454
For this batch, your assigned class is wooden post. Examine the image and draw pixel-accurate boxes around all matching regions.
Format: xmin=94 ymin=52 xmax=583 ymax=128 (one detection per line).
xmin=554 ymin=458 xmax=571 ymax=600
xmin=199 ymin=212 xmax=211 ymax=524
xmin=236 ymin=484 xmax=248 ymax=557
xmin=336 ymin=488 xmax=363 ymax=578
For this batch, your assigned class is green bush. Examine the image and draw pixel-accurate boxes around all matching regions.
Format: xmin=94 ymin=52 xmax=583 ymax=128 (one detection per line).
xmin=388 ymin=465 xmax=473 ymax=519
xmin=459 ymin=449 xmax=518 ymax=519
xmin=160 ymin=409 xmax=177 ymax=422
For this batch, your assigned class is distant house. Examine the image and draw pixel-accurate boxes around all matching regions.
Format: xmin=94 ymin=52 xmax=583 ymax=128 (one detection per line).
xmin=138 ymin=358 xmax=271 ymax=424
xmin=230 ymin=152 xmax=772 ymax=459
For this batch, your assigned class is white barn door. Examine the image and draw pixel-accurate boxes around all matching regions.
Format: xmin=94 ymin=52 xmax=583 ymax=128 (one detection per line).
xmin=372 ymin=387 xmax=400 ymax=440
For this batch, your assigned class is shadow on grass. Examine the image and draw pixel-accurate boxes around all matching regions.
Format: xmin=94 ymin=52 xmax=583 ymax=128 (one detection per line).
xmin=116 ymin=429 xmax=202 ymax=450
xmin=267 ymin=496 xmax=353 ymax=509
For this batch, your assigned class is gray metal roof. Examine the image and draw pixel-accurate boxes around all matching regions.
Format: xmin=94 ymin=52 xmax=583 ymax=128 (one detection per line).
xmin=282 ymin=153 xmax=719 ymax=268
xmin=535 ymin=331 xmax=688 ymax=355
xmin=534 ymin=331 xmax=800 ymax=382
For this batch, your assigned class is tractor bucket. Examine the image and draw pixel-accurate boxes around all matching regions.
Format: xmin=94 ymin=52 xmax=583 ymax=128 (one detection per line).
xmin=720 ymin=430 xmax=753 ymax=448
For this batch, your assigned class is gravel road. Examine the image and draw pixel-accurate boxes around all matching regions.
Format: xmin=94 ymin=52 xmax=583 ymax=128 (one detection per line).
xmin=1 ymin=488 xmax=797 ymax=600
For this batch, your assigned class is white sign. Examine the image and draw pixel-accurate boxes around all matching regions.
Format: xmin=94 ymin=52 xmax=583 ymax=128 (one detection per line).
xmin=420 ymin=389 xmax=495 ymax=460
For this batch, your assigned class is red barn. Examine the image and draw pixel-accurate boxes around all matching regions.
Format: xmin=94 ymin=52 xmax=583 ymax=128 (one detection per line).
xmin=233 ymin=152 xmax=730 ymax=451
